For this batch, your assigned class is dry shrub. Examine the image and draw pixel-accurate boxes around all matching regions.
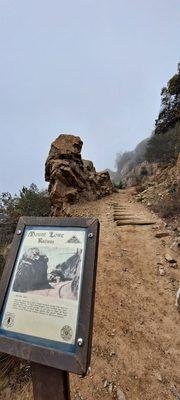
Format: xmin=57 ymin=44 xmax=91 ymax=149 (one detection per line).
xmin=13 ymin=382 xmax=33 ymax=400
xmin=0 ymin=355 xmax=31 ymax=399
xmin=0 ymin=354 xmax=18 ymax=393
xmin=153 ymin=190 xmax=180 ymax=218
xmin=0 ymin=354 xmax=18 ymax=378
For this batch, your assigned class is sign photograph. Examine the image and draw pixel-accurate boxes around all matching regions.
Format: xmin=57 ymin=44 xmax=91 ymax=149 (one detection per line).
xmin=0 ymin=216 xmax=100 ymax=376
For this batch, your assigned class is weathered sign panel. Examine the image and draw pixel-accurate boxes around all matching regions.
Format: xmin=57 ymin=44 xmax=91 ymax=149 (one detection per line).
xmin=0 ymin=216 xmax=99 ymax=375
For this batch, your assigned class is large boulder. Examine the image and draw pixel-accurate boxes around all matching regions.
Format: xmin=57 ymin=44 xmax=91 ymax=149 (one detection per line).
xmin=13 ymin=248 xmax=51 ymax=292
xmin=45 ymin=134 xmax=113 ymax=215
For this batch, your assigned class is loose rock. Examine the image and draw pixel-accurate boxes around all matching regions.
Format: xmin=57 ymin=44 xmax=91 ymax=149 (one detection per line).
xmin=165 ymin=254 xmax=177 ymax=263
xmin=110 ymin=351 xmax=116 ymax=356
xmin=176 ymin=288 xmax=180 ymax=308
xmin=171 ymin=385 xmax=180 ymax=400
xmin=155 ymin=232 xmax=170 ymax=238
xmin=103 ymin=380 xmax=109 ymax=388
xmin=116 ymin=388 xmax=126 ymax=400
xmin=159 ymin=267 xmax=165 ymax=276
xmin=108 ymin=383 xmax=113 ymax=394
xmin=155 ymin=372 xmax=163 ymax=382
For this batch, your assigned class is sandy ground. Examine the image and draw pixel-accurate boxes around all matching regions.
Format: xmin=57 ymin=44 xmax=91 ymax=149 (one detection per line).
xmin=1 ymin=190 xmax=179 ymax=400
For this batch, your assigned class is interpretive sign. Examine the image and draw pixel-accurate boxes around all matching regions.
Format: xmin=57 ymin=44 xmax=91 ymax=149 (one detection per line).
xmin=0 ymin=216 xmax=99 ymax=375
xmin=1 ymin=226 xmax=86 ymax=347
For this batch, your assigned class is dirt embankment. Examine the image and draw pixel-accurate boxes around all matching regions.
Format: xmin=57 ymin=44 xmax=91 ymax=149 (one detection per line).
xmin=1 ymin=189 xmax=179 ymax=400
xmin=128 ymin=154 xmax=180 ymax=225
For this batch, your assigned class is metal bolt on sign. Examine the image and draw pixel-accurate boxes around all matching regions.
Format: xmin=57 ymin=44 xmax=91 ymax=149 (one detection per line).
xmin=16 ymin=230 xmax=22 ymax=235
xmin=77 ymin=338 xmax=84 ymax=347
xmin=88 ymin=233 xmax=94 ymax=238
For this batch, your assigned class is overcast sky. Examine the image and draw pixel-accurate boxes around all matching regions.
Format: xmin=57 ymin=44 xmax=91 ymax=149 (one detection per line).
xmin=0 ymin=0 xmax=179 ymax=193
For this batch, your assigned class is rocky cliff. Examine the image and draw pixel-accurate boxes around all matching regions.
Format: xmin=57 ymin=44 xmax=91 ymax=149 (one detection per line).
xmin=45 ymin=134 xmax=113 ymax=215
xmin=51 ymin=250 xmax=81 ymax=281
xmin=120 ymin=161 xmax=158 ymax=187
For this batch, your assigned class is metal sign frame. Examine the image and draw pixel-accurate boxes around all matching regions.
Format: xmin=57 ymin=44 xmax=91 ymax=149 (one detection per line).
xmin=0 ymin=216 xmax=100 ymax=375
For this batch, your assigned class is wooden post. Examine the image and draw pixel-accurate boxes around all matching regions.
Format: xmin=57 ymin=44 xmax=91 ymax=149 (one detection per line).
xmin=31 ymin=362 xmax=71 ymax=400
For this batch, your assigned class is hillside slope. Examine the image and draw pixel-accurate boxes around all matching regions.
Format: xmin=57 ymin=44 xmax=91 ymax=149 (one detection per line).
xmin=112 ymin=64 xmax=180 ymax=191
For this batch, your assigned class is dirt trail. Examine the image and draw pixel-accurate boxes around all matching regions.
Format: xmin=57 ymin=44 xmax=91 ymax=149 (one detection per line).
xmin=1 ymin=189 xmax=180 ymax=400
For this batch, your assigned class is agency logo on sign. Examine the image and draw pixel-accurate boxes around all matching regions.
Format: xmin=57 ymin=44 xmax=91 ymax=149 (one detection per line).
xmin=3 ymin=313 xmax=15 ymax=328
xmin=60 ymin=325 xmax=73 ymax=341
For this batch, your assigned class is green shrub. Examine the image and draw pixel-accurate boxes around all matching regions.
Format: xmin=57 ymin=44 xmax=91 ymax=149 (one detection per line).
xmin=0 ymin=183 xmax=51 ymax=224
xmin=113 ymin=180 xmax=123 ymax=189
xmin=0 ymin=184 xmax=51 ymax=264
xmin=140 ymin=166 xmax=148 ymax=178
xmin=168 ymin=186 xmax=176 ymax=194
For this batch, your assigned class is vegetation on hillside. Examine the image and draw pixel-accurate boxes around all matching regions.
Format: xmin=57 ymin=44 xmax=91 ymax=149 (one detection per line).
xmin=0 ymin=184 xmax=51 ymax=277
xmin=145 ymin=122 xmax=180 ymax=164
xmin=0 ymin=183 xmax=50 ymax=224
xmin=155 ymin=63 xmax=180 ymax=135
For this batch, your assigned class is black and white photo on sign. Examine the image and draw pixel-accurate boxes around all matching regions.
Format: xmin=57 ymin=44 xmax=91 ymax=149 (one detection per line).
xmin=12 ymin=244 xmax=83 ymax=301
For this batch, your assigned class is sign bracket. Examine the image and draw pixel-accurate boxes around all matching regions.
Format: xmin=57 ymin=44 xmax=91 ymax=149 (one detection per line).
xmin=31 ymin=362 xmax=70 ymax=400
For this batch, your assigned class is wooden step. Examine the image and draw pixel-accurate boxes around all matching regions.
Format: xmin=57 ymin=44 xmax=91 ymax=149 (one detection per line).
xmin=116 ymin=220 xmax=156 ymax=226
xmin=113 ymin=211 xmax=135 ymax=214
xmin=114 ymin=211 xmax=129 ymax=214
xmin=114 ymin=216 xmax=140 ymax=221
xmin=113 ymin=214 xmax=139 ymax=220
xmin=114 ymin=207 xmax=127 ymax=210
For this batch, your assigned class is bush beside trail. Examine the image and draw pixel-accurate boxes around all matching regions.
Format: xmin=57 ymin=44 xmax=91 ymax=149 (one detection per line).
xmin=0 ymin=183 xmax=51 ymax=276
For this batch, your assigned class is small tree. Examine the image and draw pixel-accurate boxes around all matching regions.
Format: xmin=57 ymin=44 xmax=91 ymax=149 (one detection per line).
xmin=155 ymin=62 xmax=180 ymax=134
xmin=17 ymin=183 xmax=51 ymax=218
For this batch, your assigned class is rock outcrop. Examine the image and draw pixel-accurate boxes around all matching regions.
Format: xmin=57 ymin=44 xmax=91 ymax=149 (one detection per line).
xmin=121 ymin=161 xmax=158 ymax=187
xmin=51 ymin=250 xmax=81 ymax=281
xmin=45 ymin=134 xmax=113 ymax=215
